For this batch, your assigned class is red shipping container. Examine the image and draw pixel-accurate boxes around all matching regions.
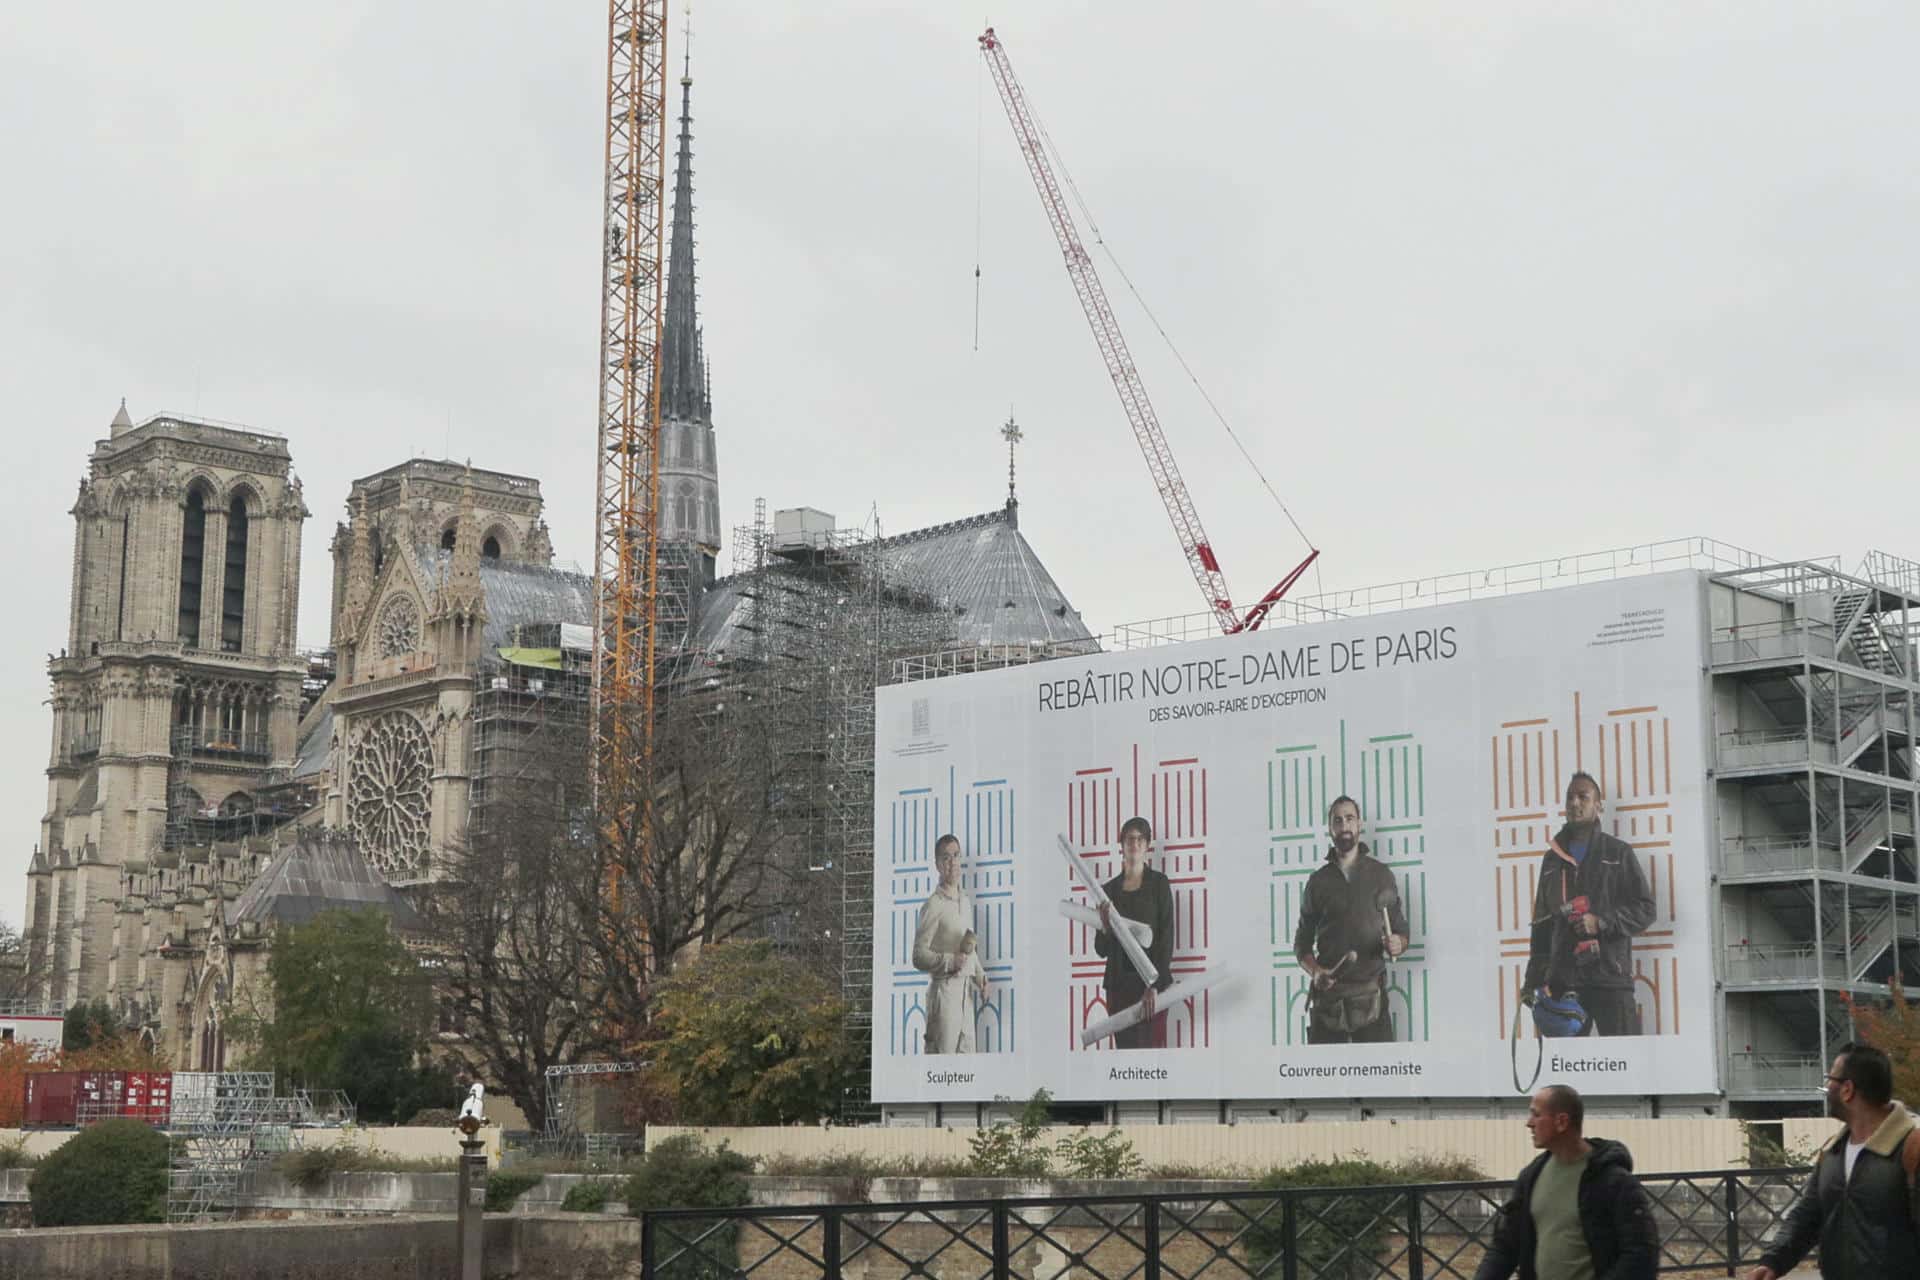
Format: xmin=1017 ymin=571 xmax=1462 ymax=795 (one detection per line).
xmin=23 ymin=1072 xmax=78 ymax=1128
xmin=122 ymin=1071 xmax=172 ymax=1124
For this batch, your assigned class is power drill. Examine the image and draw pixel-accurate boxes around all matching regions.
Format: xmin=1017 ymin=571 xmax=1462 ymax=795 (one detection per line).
xmin=1553 ymin=895 xmax=1599 ymax=955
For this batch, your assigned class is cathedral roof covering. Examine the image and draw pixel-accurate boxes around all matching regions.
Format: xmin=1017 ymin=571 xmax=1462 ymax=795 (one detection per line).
xmin=290 ymin=705 xmax=332 ymax=781
xmin=230 ymin=830 xmax=422 ymax=932
xmin=689 ymin=504 xmax=1094 ymax=658
xmin=410 ymin=548 xmax=595 ymax=659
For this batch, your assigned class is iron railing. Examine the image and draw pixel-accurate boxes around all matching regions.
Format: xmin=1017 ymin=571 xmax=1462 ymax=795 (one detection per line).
xmin=638 ymin=1168 xmax=1810 ymax=1280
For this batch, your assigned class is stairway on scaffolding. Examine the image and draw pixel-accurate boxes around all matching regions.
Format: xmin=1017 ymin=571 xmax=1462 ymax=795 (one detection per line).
xmin=165 ymin=1074 xmax=355 ymax=1223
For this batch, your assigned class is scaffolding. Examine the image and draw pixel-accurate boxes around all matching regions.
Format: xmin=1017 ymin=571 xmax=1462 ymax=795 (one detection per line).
xmin=536 ymin=1061 xmax=644 ymax=1164
xmin=706 ymin=503 xmax=1094 ymax=1114
xmin=166 ymin=1071 xmax=282 ymax=1223
xmin=469 ymin=627 xmax=593 ymax=838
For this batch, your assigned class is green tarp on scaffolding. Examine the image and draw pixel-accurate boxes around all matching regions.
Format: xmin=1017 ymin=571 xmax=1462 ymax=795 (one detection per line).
xmin=496 ymin=646 xmax=563 ymax=669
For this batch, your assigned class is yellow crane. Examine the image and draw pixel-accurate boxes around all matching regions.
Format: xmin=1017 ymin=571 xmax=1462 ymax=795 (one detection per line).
xmin=593 ymin=1 xmax=672 ymax=989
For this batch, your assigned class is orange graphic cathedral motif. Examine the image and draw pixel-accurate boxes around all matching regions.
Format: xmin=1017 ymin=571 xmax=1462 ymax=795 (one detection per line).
xmin=1492 ymin=693 xmax=1684 ymax=1039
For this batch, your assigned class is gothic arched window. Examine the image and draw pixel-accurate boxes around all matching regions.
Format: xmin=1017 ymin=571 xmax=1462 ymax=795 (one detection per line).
xmin=221 ymin=494 xmax=249 ymax=652
xmin=178 ymin=488 xmax=207 ymax=647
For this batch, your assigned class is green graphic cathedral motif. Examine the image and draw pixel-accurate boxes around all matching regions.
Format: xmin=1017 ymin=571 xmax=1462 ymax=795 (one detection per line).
xmin=1267 ymin=720 xmax=1432 ymax=1045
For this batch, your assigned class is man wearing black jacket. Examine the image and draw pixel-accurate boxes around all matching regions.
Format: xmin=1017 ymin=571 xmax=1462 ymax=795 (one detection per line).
xmin=1523 ymin=773 xmax=1656 ymax=1037
xmin=1475 ymin=1085 xmax=1658 ymax=1280
xmin=1293 ymin=795 xmax=1409 ymax=1043
xmin=1749 ymin=1042 xmax=1920 ymax=1280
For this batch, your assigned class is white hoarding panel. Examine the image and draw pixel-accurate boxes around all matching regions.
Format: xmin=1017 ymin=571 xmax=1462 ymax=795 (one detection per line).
xmin=872 ymin=571 xmax=1712 ymax=1102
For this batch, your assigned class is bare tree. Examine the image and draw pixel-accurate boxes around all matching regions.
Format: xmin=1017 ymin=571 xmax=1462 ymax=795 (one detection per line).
xmin=422 ymin=714 xmax=606 ymax=1132
xmin=585 ymin=690 xmax=813 ymax=1043
xmin=421 ymin=684 xmax=811 ymax=1126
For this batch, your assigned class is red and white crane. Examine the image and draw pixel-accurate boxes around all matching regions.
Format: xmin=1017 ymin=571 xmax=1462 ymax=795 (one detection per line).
xmin=978 ymin=27 xmax=1317 ymax=634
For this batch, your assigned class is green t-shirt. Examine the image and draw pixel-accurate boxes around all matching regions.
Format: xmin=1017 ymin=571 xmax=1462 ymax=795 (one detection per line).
xmin=1529 ymin=1151 xmax=1595 ymax=1280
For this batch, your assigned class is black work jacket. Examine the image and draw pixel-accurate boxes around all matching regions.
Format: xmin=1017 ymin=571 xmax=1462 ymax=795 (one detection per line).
xmin=1291 ymin=845 xmax=1409 ymax=988
xmin=1759 ymin=1106 xmax=1920 ymax=1280
xmin=1472 ymin=1137 xmax=1657 ymax=1280
xmin=1523 ymin=824 xmax=1655 ymax=994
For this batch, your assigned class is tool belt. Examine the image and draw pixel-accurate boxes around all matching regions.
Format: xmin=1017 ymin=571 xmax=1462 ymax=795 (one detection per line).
xmin=1310 ymin=980 xmax=1384 ymax=1034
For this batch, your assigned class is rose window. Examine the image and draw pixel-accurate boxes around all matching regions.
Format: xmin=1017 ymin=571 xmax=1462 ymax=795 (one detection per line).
xmin=347 ymin=712 xmax=433 ymax=878
xmin=378 ymin=596 xmax=421 ymax=658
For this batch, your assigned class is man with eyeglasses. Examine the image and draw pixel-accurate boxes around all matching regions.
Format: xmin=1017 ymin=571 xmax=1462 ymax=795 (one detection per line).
xmin=1750 ymin=1043 xmax=1920 ymax=1279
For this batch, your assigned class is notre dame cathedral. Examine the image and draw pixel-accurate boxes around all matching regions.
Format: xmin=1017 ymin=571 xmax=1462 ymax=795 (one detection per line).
xmin=21 ymin=71 xmax=1090 ymax=1072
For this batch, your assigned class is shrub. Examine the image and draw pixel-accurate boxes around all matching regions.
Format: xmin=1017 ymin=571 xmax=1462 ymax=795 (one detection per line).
xmin=1054 ymin=1128 xmax=1143 ymax=1180
xmin=1245 ymin=1158 xmax=1405 ymax=1280
xmin=0 ymin=1135 xmax=37 ymax=1170
xmin=562 ymin=1180 xmax=617 ymax=1213
xmin=966 ymin=1089 xmax=1053 ymax=1178
xmin=29 ymin=1119 xmax=168 ymax=1226
xmin=625 ymin=1135 xmax=754 ymax=1280
xmin=407 ymin=1107 xmax=459 ymax=1128
xmin=485 ymin=1170 xmax=545 ymax=1212
xmin=275 ymin=1144 xmax=374 ymax=1190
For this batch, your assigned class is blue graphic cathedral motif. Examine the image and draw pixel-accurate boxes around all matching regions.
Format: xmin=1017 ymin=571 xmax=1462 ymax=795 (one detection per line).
xmin=887 ymin=767 xmax=1018 ymax=1055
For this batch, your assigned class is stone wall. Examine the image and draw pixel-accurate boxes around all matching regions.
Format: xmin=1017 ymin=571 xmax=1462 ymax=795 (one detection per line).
xmin=0 ymin=1214 xmax=649 ymax=1279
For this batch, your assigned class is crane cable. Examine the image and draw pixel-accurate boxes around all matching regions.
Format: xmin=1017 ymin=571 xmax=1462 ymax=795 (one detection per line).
xmin=1023 ymin=87 xmax=1321 ymax=590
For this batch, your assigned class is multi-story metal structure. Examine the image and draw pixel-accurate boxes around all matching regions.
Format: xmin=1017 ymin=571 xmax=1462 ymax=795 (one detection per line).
xmin=1710 ymin=551 xmax=1920 ymax=1114
xmin=1007 ymin=536 xmax=1915 ymax=1123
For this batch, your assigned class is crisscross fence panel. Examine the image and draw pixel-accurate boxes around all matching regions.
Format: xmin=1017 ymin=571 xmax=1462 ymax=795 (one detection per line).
xmin=639 ymin=1168 xmax=1809 ymax=1280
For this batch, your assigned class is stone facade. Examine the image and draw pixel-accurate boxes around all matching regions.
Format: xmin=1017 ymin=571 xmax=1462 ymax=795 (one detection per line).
xmin=27 ymin=407 xmax=309 ymax=1025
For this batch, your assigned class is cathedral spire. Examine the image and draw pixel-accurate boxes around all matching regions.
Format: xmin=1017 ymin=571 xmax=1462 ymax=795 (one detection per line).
xmin=659 ymin=65 xmax=708 ymax=424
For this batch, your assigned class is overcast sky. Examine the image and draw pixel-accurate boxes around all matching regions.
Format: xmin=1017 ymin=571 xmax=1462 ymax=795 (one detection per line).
xmin=2 ymin=3 xmax=1916 ymax=929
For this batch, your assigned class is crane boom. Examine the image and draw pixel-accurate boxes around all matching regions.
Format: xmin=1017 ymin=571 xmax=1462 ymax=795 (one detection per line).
xmin=593 ymin=0 xmax=670 ymax=958
xmin=978 ymin=27 xmax=1316 ymax=634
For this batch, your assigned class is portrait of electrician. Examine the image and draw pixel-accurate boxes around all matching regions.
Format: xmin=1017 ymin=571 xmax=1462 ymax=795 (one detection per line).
xmin=1523 ymin=771 xmax=1656 ymax=1037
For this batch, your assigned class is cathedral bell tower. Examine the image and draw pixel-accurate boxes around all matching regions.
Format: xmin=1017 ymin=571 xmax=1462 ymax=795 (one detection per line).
xmin=30 ymin=406 xmax=308 ymax=1009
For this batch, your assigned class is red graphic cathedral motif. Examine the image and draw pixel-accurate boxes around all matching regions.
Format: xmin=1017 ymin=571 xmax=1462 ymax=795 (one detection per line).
xmin=1062 ymin=744 xmax=1212 ymax=1049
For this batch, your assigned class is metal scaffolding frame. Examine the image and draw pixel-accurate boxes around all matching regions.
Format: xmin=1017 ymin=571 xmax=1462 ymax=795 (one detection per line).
xmin=711 ymin=506 xmax=1095 ymax=1114
xmin=538 ymin=1061 xmax=644 ymax=1163
xmin=1711 ymin=549 xmax=1920 ymax=1111
xmin=166 ymin=1071 xmax=283 ymax=1223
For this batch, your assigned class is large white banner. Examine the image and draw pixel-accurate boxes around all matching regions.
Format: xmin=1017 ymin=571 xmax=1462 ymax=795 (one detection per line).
xmin=871 ymin=571 xmax=1714 ymax=1102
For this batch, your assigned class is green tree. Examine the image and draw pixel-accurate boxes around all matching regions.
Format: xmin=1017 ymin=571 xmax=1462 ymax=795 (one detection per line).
xmin=29 ymin=1118 xmax=169 ymax=1226
xmin=647 ymin=939 xmax=855 ymax=1125
xmin=249 ymin=909 xmax=443 ymax=1122
xmin=61 ymin=998 xmax=119 ymax=1052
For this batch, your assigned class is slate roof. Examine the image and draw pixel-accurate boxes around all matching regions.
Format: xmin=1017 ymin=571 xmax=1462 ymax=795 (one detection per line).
xmin=411 ymin=548 xmax=595 ymax=659
xmin=689 ymin=504 xmax=1095 ymax=658
xmin=290 ymin=704 xmax=332 ymax=781
xmin=230 ymin=830 xmax=422 ymax=932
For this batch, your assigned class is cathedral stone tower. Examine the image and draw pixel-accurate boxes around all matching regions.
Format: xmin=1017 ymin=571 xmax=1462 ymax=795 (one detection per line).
xmin=657 ymin=66 xmax=721 ymax=587
xmin=28 ymin=407 xmax=308 ymax=1008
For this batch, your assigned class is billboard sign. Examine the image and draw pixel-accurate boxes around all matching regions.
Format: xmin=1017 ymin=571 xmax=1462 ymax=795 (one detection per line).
xmin=871 ymin=571 xmax=1712 ymax=1102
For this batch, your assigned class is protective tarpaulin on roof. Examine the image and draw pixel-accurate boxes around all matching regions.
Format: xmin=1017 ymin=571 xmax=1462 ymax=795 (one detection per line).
xmin=497 ymin=647 xmax=563 ymax=669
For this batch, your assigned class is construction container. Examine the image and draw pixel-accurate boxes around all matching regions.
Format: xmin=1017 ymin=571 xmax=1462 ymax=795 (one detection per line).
xmin=23 ymin=1069 xmax=175 ymax=1128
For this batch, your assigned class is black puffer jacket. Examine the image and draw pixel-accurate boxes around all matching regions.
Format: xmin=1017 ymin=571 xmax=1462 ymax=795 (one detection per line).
xmin=1472 ymin=1137 xmax=1657 ymax=1280
xmin=1758 ymin=1106 xmax=1920 ymax=1280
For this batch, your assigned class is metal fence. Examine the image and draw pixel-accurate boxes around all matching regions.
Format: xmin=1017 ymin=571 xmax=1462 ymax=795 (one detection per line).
xmin=639 ymin=1168 xmax=1808 ymax=1280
